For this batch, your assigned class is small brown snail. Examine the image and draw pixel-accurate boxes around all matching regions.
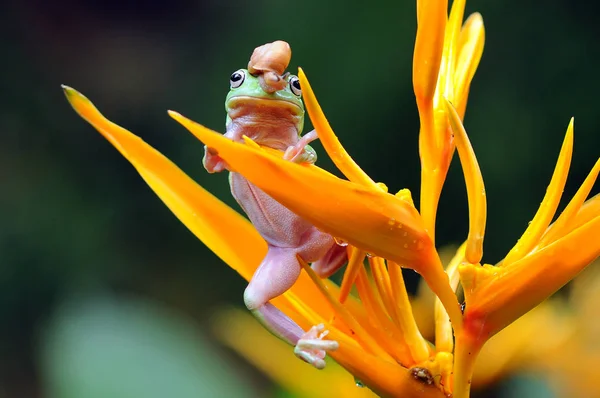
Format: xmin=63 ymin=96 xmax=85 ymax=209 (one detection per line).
xmin=247 ymin=40 xmax=292 ymax=93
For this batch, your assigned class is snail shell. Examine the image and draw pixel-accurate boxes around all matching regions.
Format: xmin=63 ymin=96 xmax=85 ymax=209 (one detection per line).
xmin=248 ymin=40 xmax=291 ymax=76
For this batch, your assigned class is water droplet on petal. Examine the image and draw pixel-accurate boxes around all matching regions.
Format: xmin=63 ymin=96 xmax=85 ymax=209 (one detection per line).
xmin=354 ymin=377 xmax=364 ymax=388
xmin=334 ymin=237 xmax=348 ymax=247
xmin=387 ymin=218 xmax=396 ymax=226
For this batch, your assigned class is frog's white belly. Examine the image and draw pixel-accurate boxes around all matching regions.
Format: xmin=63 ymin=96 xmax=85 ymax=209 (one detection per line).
xmin=229 ymin=172 xmax=313 ymax=248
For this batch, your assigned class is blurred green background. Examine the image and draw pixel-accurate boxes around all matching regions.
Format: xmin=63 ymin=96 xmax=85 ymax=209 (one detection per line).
xmin=1 ymin=0 xmax=598 ymax=397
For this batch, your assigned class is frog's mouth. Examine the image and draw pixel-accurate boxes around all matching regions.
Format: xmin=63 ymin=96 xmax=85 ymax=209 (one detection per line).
xmin=227 ymin=96 xmax=303 ymax=115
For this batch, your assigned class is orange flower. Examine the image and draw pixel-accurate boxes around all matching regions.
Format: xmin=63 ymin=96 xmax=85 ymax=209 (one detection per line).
xmin=62 ymin=0 xmax=600 ymax=396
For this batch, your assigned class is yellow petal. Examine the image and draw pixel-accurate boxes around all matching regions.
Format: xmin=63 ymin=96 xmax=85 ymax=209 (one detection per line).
xmin=465 ymin=213 xmax=600 ymax=338
xmin=170 ymin=110 xmax=464 ymax=331
xmin=444 ymin=99 xmax=486 ymax=264
xmin=338 ymin=246 xmax=367 ymax=304
xmin=502 ymin=119 xmax=574 ymax=266
xmin=62 ymin=86 xmax=351 ymax=324
xmin=62 ymin=86 xmax=266 ymax=278
xmin=435 ymin=0 xmax=465 ymax=106
xmin=538 ymin=157 xmax=600 ymax=248
xmin=169 ymin=111 xmax=434 ymax=270
xmin=297 ymin=69 xmax=380 ymax=191
xmin=454 ymin=13 xmax=485 ymax=118
xmin=333 ymin=341 xmax=447 ymax=398
xmin=435 ymin=242 xmax=466 ymax=353
xmin=215 ymin=308 xmax=380 ymax=398
xmin=413 ymin=0 xmax=448 ymax=106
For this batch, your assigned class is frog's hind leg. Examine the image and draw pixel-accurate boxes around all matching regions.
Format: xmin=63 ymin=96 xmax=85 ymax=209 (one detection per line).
xmin=311 ymin=243 xmax=348 ymax=278
xmin=244 ymin=246 xmax=339 ymax=369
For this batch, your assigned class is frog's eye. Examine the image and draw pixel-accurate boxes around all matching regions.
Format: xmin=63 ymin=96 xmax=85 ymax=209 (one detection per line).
xmin=289 ymin=76 xmax=301 ymax=96
xmin=230 ymin=70 xmax=245 ymax=88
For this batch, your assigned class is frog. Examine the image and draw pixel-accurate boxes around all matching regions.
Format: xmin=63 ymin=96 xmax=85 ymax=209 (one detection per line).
xmin=203 ymin=43 xmax=347 ymax=369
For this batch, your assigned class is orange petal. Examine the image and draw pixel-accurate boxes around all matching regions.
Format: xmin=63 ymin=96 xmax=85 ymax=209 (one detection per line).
xmin=338 ymin=246 xmax=367 ymax=304
xmin=413 ymin=0 xmax=448 ymax=106
xmin=502 ymin=119 xmax=574 ymax=266
xmin=62 ymin=86 xmax=266 ymax=279
xmin=297 ymin=69 xmax=380 ymax=191
xmin=333 ymin=341 xmax=447 ymax=398
xmin=466 ymin=214 xmax=600 ymax=338
xmin=215 ymin=308 xmax=380 ymax=398
xmin=435 ymin=242 xmax=466 ymax=353
xmin=538 ymin=157 xmax=600 ymax=248
xmin=454 ymin=13 xmax=485 ymax=118
xmin=62 ymin=86 xmax=347 ymax=323
xmin=169 ymin=111 xmax=434 ymax=270
xmin=444 ymin=99 xmax=486 ymax=264
xmin=435 ymin=0 xmax=465 ymax=107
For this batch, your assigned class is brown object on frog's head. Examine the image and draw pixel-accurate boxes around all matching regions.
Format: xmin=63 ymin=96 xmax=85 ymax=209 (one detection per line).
xmin=248 ymin=40 xmax=292 ymax=93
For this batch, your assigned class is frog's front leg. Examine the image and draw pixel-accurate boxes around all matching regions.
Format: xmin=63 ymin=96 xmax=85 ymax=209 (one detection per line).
xmin=203 ymin=128 xmax=244 ymax=173
xmin=283 ymin=129 xmax=319 ymax=164
xmin=244 ymin=245 xmax=339 ymax=369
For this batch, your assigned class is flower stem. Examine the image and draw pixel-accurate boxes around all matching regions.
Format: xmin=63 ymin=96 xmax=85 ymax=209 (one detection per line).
xmin=452 ymin=332 xmax=482 ymax=398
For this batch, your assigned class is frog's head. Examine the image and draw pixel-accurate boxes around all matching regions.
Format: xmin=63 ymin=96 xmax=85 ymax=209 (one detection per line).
xmin=225 ymin=69 xmax=304 ymax=133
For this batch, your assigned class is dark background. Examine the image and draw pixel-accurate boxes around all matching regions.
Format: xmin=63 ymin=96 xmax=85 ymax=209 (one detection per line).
xmin=1 ymin=0 xmax=598 ymax=397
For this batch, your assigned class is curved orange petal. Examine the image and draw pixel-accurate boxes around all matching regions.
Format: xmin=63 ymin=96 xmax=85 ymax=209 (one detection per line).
xmin=169 ymin=111 xmax=464 ymax=330
xmin=413 ymin=0 xmax=448 ymax=108
xmin=465 ymin=214 xmax=600 ymax=338
xmin=62 ymin=86 xmax=266 ymax=277
xmin=169 ymin=111 xmax=433 ymax=270
xmin=444 ymin=99 xmax=486 ymax=264
xmin=454 ymin=13 xmax=485 ymax=118
xmin=62 ymin=86 xmax=353 ymax=323
xmin=538 ymin=157 xmax=600 ymax=248
xmin=297 ymin=69 xmax=380 ymax=191
xmin=215 ymin=308 xmax=380 ymax=398
xmin=502 ymin=119 xmax=574 ymax=266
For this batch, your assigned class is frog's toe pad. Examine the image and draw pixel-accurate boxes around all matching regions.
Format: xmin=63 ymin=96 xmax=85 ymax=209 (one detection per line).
xmin=283 ymin=145 xmax=302 ymax=162
xmin=293 ymin=324 xmax=339 ymax=370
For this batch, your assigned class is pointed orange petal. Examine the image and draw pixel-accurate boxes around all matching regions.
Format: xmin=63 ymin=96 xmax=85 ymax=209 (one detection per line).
xmin=435 ymin=242 xmax=465 ymax=353
xmin=444 ymin=99 xmax=486 ymax=264
xmin=62 ymin=86 xmax=266 ymax=279
xmin=454 ymin=13 xmax=485 ymax=118
xmin=297 ymin=68 xmax=380 ymax=191
xmin=333 ymin=341 xmax=447 ymax=398
xmin=467 ymin=214 xmax=600 ymax=337
xmin=215 ymin=308 xmax=380 ymax=398
xmin=338 ymin=246 xmax=367 ymax=304
xmin=502 ymin=119 xmax=574 ymax=266
xmin=170 ymin=110 xmax=464 ymax=331
xmin=169 ymin=111 xmax=434 ymax=270
xmin=435 ymin=0 xmax=465 ymax=106
xmin=413 ymin=0 xmax=448 ymax=106
xmin=63 ymin=88 xmax=367 ymax=339
xmin=387 ymin=260 xmax=431 ymax=363
xmin=538 ymin=157 xmax=600 ymax=248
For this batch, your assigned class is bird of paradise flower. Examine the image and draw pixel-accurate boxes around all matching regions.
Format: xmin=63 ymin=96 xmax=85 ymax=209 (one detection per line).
xmin=62 ymin=0 xmax=600 ymax=396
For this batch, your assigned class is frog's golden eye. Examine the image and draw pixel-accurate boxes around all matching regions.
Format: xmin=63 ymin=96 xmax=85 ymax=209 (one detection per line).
xmin=230 ymin=69 xmax=245 ymax=88
xmin=289 ymin=75 xmax=301 ymax=96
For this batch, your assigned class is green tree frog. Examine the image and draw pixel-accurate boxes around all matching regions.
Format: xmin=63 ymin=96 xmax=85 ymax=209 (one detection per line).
xmin=203 ymin=42 xmax=347 ymax=369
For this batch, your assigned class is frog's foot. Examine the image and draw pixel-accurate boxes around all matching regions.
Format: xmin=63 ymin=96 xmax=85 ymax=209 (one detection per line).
xmin=294 ymin=324 xmax=339 ymax=369
xmin=283 ymin=130 xmax=319 ymax=164
xmin=203 ymin=146 xmax=230 ymax=173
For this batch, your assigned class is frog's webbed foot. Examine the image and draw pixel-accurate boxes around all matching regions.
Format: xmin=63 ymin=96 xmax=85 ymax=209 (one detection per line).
xmin=283 ymin=130 xmax=319 ymax=164
xmin=294 ymin=324 xmax=339 ymax=370
xmin=203 ymin=146 xmax=231 ymax=173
